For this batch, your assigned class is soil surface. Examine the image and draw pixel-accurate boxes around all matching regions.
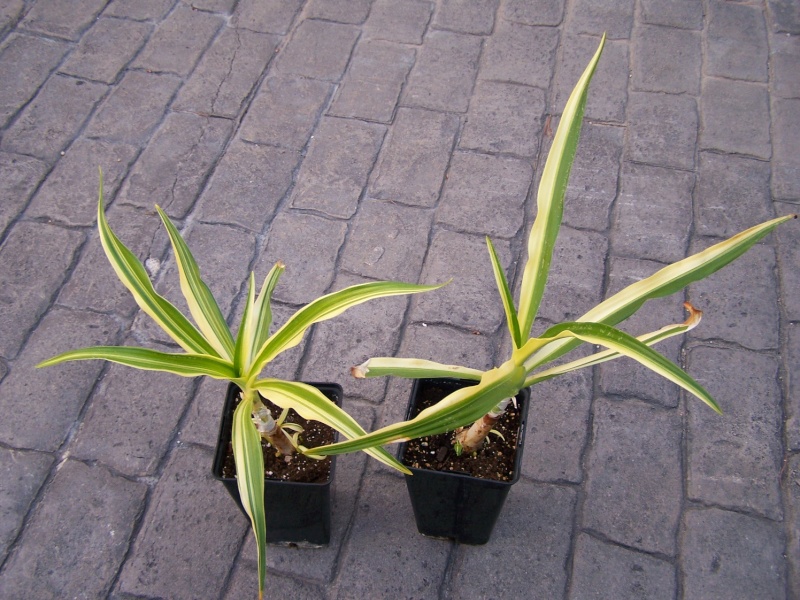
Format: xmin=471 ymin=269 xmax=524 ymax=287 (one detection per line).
xmin=401 ymin=382 xmax=523 ymax=482
xmin=221 ymin=392 xmax=335 ymax=483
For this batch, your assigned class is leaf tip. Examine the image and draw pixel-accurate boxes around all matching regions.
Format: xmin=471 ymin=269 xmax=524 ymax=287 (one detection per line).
xmin=351 ymin=361 xmax=368 ymax=378
xmin=682 ymin=302 xmax=703 ymax=330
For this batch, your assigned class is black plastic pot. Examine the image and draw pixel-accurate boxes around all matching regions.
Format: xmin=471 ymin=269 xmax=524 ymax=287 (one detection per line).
xmin=398 ymin=378 xmax=530 ymax=545
xmin=212 ymin=382 xmax=342 ymax=546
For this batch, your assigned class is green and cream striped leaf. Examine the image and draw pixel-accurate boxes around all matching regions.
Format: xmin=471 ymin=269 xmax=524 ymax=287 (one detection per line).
xmin=351 ymin=357 xmax=483 ymax=381
xmin=233 ymin=274 xmax=257 ymax=374
xmin=36 ymin=346 xmax=239 ymax=380
xmin=232 ymin=393 xmax=267 ymax=600
xmin=524 ymin=214 xmax=796 ymax=371
xmin=533 ymin=321 xmax=720 ymax=413
xmin=307 ymin=361 xmax=527 ymax=457
xmin=156 ymin=206 xmax=235 ymax=359
xmin=96 ymin=187 xmax=216 ymax=356
xmin=252 ymin=379 xmax=410 ymax=474
xmin=523 ymin=303 xmax=702 ymax=386
xmin=250 ymin=262 xmax=284 ymax=359
xmin=487 ymin=237 xmax=522 ymax=349
xmin=517 ymin=35 xmax=605 ymax=341
xmin=247 ymin=280 xmax=446 ymax=379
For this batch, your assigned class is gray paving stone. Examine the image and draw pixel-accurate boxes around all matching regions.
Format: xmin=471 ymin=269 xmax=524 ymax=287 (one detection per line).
xmin=333 ymin=471 xmax=450 ymax=599
xmin=132 ymin=3 xmax=223 ymax=76
xmin=0 ymin=151 xmax=48 ymax=237
xmin=503 ymin=0 xmax=563 ymax=26
xmin=786 ymin=453 xmax=800 ymax=597
xmin=329 ymin=39 xmax=416 ymax=123
xmin=681 ymin=508 xmax=786 ymax=600
xmin=695 ymin=152 xmax=774 ymax=239
xmin=612 ymin=163 xmax=694 ymax=263
xmin=570 ymin=0 xmax=634 ymax=39
xmin=569 ymin=533 xmax=675 ymax=600
xmin=536 ymin=225 xmax=608 ymax=323
xmin=598 ymin=257 xmax=684 ymax=408
xmin=291 ymin=117 xmax=386 ymax=219
xmin=769 ymin=0 xmax=800 ymax=34
xmin=561 ymin=122 xmax=623 ymax=230
xmin=686 ymin=347 xmax=783 ymax=520
xmin=436 ymin=151 xmax=532 ymax=238
xmin=411 ymin=229 xmax=510 ymax=331
xmin=25 ymin=139 xmax=138 ymax=226
xmin=231 ymin=0 xmax=302 ymax=34
xmin=173 ymin=28 xmax=278 ymax=118
xmin=57 ymin=204 xmax=171 ymax=317
xmin=775 ymin=203 xmax=800 ymax=321
xmin=401 ymin=30 xmax=481 ymax=113
xmin=700 ymin=78 xmax=771 ymax=159
xmin=306 ymin=0 xmax=371 ymax=24
xmin=787 ymin=324 xmax=800 ymax=451
xmin=0 ymin=448 xmax=53 ymax=562
xmin=85 ymin=71 xmax=180 ymax=145
xmin=449 ymin=482 xmax=576 ymax=598
xmin=370 ymin=108 xmax=459 ymax=207
xmin=118 ymin=112 xmax=233 ymax=219
xmin=632 ymin=24 xmax=701 ymax=94
xmin=460 ymin=81 xmax=545 ymax=157
xmin=399 ymin=321 xmax=496 ymax=373
xmin=0 ymin=222 xmax=84 ymax=358
xmin=19 ymin=0 xmax=105 ymax=40
xmin=177 ymin=376 xmax=228 ymax=448
xmin=706 ymin=1 xmax=768 ymax=83
xmin=523 ymin=354 xmax=592 ymax=483
xmin=197 ymin=140 xmax=298 ymax=231
xmin=103 ymin=0 xmax=175 ymax=20
xmin=772 ymin=98 xmax=800 ymax=200
xmin=552 ymin=34 xmax=628 ymax=123
xmin=273 ymin=19 xmax=359 ymax=81
xmin=239 ymin=75 xmax=331 ymax=149
xmin=255 ymin=212 xmax=347 ymax=305
xmin=363 ymin=0 xmax=432 ymax=45
xmin=432 ymin=0 xmax=497 ymax=34
xmin=771 ymin=32 xmax=800 ymax=99
xmin=70 ymin=360 xmax=193 ymax=476
xmin=340 ymin=198 xmax=433 ymax=282
xmin=640 ymin=0 xmax=703 ymax=29
xmin=0 ymin=307 xmax=120 ymax=449
xmin=0 ymin=0 xmax=23 ymax=35
xmin=301 ymin=273 xmax=407 ymax=402
xmin=480 ymin=21 xmax=558 ymax=90
xmin=59 ymin=17 xmax=151 ymax=84
xmin=225 ymin=563 xmax=324 ymax=599
xmin=627 ymin=91 xmax=698 ymax=170
xmin=0 ymin=33 xmax=70 ymax=128
xmin=1 ymin=74 xmax=107 ymax=161
xmin=117 ymin=445 xmax=247 ymax=600
xmin=0 ymin=460 xmax=146 ymax=600
xmin=687 ymin=241 xmax=779 ymax=351
xmin=583 ymin=397 xmax=682 ymax=555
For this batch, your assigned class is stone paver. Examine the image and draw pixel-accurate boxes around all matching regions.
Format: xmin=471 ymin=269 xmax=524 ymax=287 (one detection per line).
xmin=0 ymin=3 xmax=796 ymax=599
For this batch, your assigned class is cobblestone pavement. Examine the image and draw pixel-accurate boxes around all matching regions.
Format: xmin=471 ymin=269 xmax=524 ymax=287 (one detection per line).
xmin=0 ymin=1 xmax=798 ymax=598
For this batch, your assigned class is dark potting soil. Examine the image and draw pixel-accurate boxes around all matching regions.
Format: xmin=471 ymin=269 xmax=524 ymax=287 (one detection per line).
xmin=221 ymin=393 xmax=335 ymax=484
xmin=401 ymin=383 xmax=522 ymax=482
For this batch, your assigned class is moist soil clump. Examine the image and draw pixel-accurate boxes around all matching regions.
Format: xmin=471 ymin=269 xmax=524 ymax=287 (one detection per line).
xmin=401 ymin=383 xmax=522 ymax=482
xmin=221 ymin=393 xmax=334 ymax=483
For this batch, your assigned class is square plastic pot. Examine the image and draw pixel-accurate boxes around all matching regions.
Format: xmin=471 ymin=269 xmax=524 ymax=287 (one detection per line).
xmin=212 ymin=382 xmax=342 ymax=546
xmin=398 ymin=378 xmax=530 ymax=545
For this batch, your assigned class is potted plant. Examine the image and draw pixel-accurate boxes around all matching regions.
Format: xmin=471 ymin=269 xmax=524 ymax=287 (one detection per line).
xmin=37 ymin=184 xmax=442 ymax=598
xmin=306 ymin=35 xmax=797 ymax=543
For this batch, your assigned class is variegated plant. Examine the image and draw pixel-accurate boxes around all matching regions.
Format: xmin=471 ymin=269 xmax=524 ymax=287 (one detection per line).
xmin=37 ymin=185 xmax=441 ymax=599
xmin=306 ymin=35 xmax=796 ymax=461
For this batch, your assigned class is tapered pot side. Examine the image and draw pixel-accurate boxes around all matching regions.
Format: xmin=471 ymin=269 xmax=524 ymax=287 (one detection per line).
xmin=399 ymin=378 xmax=530 ymax=545
xmin=213 ymin=382 xmax=343 ymax=546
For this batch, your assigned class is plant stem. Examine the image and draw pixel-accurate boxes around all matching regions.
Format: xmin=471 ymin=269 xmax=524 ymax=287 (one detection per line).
xmin=455 ymin=397 xmax=512 ymax=454
xmin=253 ymin=401 xmax=296 ymax=457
